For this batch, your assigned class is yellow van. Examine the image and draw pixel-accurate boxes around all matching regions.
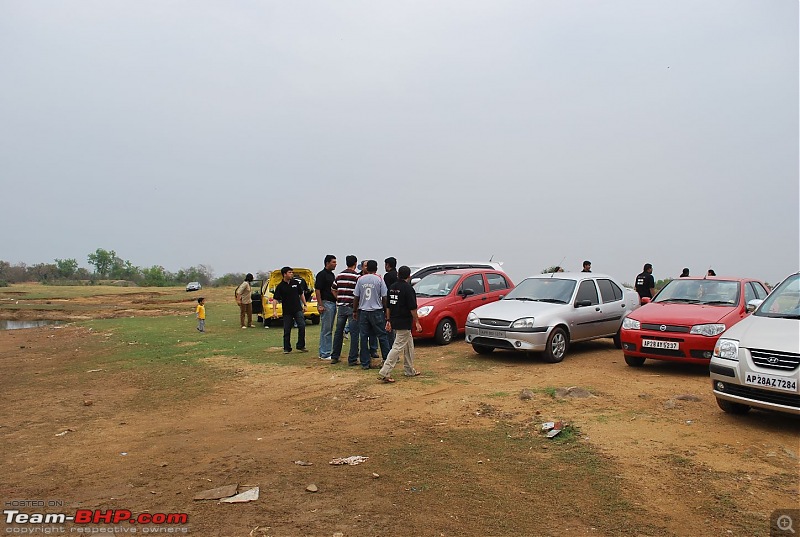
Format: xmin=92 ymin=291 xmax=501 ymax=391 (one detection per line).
xmin=260 ymin=268 xmax=319 ymax=326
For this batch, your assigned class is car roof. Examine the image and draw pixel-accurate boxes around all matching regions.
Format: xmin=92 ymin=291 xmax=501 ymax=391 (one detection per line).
xmin=666 ymin=276 xmax=758 ymax=283
xmin=427 ymin=268 xmax=503 ymax=276
xmin=524 ymin=272 xmax=617 ymax=280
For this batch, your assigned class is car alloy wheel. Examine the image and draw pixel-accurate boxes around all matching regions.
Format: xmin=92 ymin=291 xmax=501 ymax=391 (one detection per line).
xmin=435 ymin=319 xmax=455 ymax=345
xmin=543 ymin=327 xmax=568 ymax=363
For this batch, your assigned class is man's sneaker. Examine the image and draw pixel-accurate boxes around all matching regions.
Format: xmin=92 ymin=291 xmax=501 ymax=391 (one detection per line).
xmin=320 ymin=355 xmax=331 ymax=361
xmin=297 ymin=348 xmax=309 ymax=353
xmin=283 ymin=349 xmax=292 ymax=354
xmin=330 ymin=358 xmax=340 ymax=364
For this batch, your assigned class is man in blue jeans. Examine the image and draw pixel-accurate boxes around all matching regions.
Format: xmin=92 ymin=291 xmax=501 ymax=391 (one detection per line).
xmin=272 ymin=267 xmax=308 ymax=354
xmin=330 ymin=255 xmax=359 ymax=365
xmin=353 ymin=260 xmax=392 ymax=369
xmin=315 ymin=254 xmax=337 ymax=360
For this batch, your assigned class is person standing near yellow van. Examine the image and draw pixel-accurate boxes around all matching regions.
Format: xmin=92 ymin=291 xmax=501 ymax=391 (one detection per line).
xmin=236 ymin=273 xmax=254 ymax=328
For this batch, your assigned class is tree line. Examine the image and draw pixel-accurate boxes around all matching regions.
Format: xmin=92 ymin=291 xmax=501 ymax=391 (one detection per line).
xmin=0 ymin=248 xmax=250 ymax=288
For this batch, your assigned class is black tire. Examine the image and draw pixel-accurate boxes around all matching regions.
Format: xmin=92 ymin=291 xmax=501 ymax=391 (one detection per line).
xmin=716 ymin=397 xmax=751 ymax=415
xmin=310 ymin=315 xmax=320 ymax=325
xmin=613 ymin=330 xmax=622 ymax=349
xmin=542 ymin=327 xmax=568 ymax=363
xmin=624 ymin=354 xmax=646 ymax=367
xmin=472 ymin=343 xmax=494 ymax=355
xmin=435 ymin=318 xmax=456 ymax=345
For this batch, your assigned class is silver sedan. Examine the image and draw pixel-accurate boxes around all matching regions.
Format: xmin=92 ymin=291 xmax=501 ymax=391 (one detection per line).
xmin=465 ymin=272 xmax=640 ymax=362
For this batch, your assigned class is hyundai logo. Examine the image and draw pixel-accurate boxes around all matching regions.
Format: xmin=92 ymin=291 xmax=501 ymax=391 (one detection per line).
xmin=660 ymin=325 xmax=667 ymax=332
xmin=767 ymin=356 xmax=779 ymax=364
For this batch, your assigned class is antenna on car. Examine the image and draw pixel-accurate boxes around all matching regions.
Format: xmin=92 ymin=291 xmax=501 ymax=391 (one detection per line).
xmin=489 ymin=254 xmax=494 ymax=262
xmin=551 ymin=256 xmax=567 ymax=277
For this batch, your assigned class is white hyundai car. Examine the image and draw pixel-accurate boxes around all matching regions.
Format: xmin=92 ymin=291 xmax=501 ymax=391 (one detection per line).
xmin=710 ymin=272 xmax=800 ymax=416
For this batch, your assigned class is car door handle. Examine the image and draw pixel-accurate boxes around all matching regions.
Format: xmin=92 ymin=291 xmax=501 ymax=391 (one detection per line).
xmin=595 ymin=307 xmax=601 ymax=311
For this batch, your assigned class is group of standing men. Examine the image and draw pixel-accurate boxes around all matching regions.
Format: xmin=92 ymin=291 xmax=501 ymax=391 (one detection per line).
xmin=273 ymin=255 xmax=422 ymax=383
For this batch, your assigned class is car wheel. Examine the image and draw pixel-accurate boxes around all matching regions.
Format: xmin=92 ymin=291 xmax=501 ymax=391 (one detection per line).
xmin=472 ymin=343 xmax=494 ymax=355
xmin=613 ymin=330 xmax=622 ymax=349
xmin=311 ymin=315 xmax=320 ymax=325
xmin=624 ymin=354 xmax=645 ymax=367
xmin=435 ymin=318 xmax=455 ymax=345
xmin=716 ymin=397 xmax=751 ymax=415
xmin=542 ymin=327 xmax=568 ymax=363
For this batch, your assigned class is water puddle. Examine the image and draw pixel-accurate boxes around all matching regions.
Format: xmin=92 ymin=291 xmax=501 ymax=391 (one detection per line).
xmin=0 ymin=320 xmax=65 ymax=330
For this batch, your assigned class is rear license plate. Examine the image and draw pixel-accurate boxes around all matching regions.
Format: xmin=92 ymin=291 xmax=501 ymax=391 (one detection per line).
xmin=745 ymin=373 xmax=798 ymax=392
xmin=642 ymin=339 xmax=679 ymax=350
xmin=478 ymin=328 xmax=506 ymax=338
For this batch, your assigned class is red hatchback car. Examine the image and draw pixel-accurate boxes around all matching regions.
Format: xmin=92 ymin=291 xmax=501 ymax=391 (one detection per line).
xmin=412 ymin=269 xmax=515 ymax=345
xmin=619 ymin=277 xmax=770 ymax=366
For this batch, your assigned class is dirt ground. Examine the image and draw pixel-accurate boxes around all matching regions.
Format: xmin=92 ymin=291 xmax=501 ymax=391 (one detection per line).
xmin=1 ymin=287 xmax=797 ymax=537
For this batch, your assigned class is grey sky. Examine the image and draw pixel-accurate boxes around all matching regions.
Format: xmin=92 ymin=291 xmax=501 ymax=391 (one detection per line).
xmin=1 ymin=1 xmax=797 ymax=285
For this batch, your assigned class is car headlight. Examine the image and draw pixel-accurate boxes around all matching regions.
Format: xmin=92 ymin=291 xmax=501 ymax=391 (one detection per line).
xmin=418 ymin=306 xmax=433 ymax=318
xmin=713 ymin=338 xmax=739 ymax=360
xmin=512 ymin=317 xmax=535 ymax=329
xmin=622 ymin=317 xmax=640 ymax=330
xmin=467 ymin=312 xmax=479 ymax=323
xmin=689 ymin=323 xmax=727 ymax=336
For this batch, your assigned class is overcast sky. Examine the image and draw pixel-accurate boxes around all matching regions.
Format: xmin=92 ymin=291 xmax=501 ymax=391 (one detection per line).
xmin=1 ymin=1 xmax=797 ymax=285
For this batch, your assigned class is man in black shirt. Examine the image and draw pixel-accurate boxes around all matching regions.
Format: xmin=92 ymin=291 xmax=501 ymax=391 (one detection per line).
xmin=315 ymin=255 xmax=337 ymax=360
xmin=383 ymin=257 xmax=398 ymax=348
xmin=378 ymin=265 xmax=422 ymax=383
xmin=582 ymin=260 xmax=592 ymax=273
xmin=272 ymin=267 xmax=308 ymax=353
xmin=635 ymin=263 xmax=656 ymax=304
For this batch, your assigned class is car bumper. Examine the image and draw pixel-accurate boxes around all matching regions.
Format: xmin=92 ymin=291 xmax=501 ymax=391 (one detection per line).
xmin=710 ymin=355 xmax=800 ymax=415
xmin=619 ymin=328 xmax=716 ymax=364
xmin=465 ymin=324 xmax=550 ymax=352
xmin=264 ymin=299 xmax=319 ymax=319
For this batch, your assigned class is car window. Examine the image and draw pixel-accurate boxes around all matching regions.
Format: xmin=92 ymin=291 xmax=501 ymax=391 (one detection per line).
xmin=487 ymin=273 xmax=509 ymax=291
xmin=575 ymin=280 xmax=599 ymax=305
xmin=415 ymin=273 xmax=461 ymax=297
xmin=597 ymin=279 xmax=622 ymax=303
xmin=744 ymin=282 xmax=757 ymax=305
xmin=755 ymin=273 xmax=800 ymax=317
xmin=753 ymin=282 xmax=768 ymax=300
xmin=460 ymin=274 xmax=485 ymax=295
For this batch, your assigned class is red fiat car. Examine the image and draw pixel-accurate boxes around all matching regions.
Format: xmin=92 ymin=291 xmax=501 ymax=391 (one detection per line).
xmin=619 ymin=277 xmax=770 ymax=366
xmin=413 ymin=269 xmax=515 ymax=345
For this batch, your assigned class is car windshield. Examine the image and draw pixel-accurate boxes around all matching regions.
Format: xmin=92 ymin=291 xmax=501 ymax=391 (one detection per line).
xmin=414 ymin=274 xmax=463 ymax=297
xmin=654 ymin=279 xmax=740 ymax=306
xmin=504 ymin=277 xmax=576 ymax=304
xmin=756 ymin=274 xmax=800 ymax=319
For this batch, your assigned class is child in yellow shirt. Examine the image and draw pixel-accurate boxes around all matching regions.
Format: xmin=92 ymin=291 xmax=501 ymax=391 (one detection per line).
xmin=196 ymin=297 xmax=206 ymax=332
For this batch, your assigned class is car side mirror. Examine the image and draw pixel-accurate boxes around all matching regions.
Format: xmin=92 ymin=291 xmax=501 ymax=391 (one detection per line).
xmin=411 ymin=278 xmax=421 ymax=286
xmin=498 ymin=294 xmax=505 ymax=300
xmin=746 ymin=299 xmax=763 ymax=313
xmin=641 ymin=297 xmax=651 ymax=305
xmin=574 ymin=300 xmax=592 ymax=308
xmin=461 ymin=288 xmax=475 ymax=298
